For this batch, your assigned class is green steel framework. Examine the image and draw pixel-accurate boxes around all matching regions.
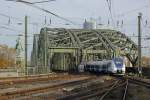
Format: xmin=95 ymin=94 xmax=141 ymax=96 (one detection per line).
xmin=31 ymin=27 xmax=138 ymax=74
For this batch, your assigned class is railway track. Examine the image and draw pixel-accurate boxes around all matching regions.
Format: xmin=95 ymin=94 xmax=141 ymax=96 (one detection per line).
xmin=0 ymin=74 xmax=89 ymax=89
xmin=126 ymin=76 xmax=150 ymax=88
xmin=122 ymin=79 xmax=128 ymax=100
xmin=56 ymin=79 xmax=119 ymax=100
xmin=111 ymin=74 xmax=150 ymax=88
xmin=97 ymin=75 xmax=150 ymax=100
xmin=57 ymin=75 xmax=150 ymax=100
xmin=0 ymin=73 xmax=82 ymax=82
xmin=79 ymin=79 xmax=127 ymax=100
xmin=0 ymin=73 xmax=59 ymax=80
xmin=97 ymin=79 xmax=128 ymax=100
xmin=0 ymin=75 xmax=96 ymax=100
xmin=0 ymin=74 xmax=149 ymax=100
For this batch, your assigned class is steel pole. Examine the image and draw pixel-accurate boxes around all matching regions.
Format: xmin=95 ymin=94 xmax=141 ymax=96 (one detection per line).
xmin=25 ymin=16 xmax=28 ymax=75
xmin=138 ymin=13 xmax=142 ymax=76
xmin=44 ymin=27 xmax=48 ymax=73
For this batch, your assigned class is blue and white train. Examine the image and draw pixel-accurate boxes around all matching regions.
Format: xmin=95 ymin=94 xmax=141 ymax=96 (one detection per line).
xmin=78 ymin=57 xmax=125 ymax=74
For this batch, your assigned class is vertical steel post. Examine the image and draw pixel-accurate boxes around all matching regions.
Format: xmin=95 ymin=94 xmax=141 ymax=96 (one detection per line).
xmin=44 ymin=27 xmax=48 ymax=73
xmin=138 ymin=13 xmax=142 ymax=76
xmin=25 ymin=16 xmax=28 ymax=75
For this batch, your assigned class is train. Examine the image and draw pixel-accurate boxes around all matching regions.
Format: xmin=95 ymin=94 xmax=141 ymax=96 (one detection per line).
xmin=78 ymin=57 xmax=125 ymax=74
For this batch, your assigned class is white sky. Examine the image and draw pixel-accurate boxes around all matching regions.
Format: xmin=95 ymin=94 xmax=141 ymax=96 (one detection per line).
xmin=0 ymin=0 xmax=150 ymax=58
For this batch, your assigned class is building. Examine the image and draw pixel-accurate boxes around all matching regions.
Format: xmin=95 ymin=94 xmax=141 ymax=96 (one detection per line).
xmin=83 ymin=19 xmax=97 ymax=29
xmin=15 ymin=36 xmax=25 ymax=75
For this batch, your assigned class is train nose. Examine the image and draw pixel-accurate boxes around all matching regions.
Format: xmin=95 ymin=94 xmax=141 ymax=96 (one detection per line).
xmin=117 ymin=70 xmax=122 ymax=73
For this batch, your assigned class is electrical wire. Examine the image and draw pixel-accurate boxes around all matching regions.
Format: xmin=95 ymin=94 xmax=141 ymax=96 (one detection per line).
xmin=0 ymin=33 xmax=33 ymax=37
xmin=0 ymin=25 xmax=23 ymax=33
xmin=6 ymin=0 xmax=56 ymax=4
xmin=106 ymin=0 xmax=115 ymax=27
xmin=0 ymin=12 xmax=45 ymax=26
xmin=31 ymin=0 xmax=56 ymax=4
xmin=6 ymin=0 xmax=79 ymax=26
xmin=116 ymin=3 xmax=150 ymax=18
xmin=0 ymin=24 xmax=34 ymax=36
xmin=0 ymin=13 xmax=23 ymax=22
xmin=0 ymin=33 xmax=22 ymax=37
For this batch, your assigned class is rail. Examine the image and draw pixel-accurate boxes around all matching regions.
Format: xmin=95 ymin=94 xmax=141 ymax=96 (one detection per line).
xmin=57 ymin=79 xmax=119 ymax=100
xmin=127 ymin=76 xmax=150 ymax=88
xmin=123 ymin=79 xmax=128 ymax=100
xmin=0 ymin=76 xmax=94 ymax=99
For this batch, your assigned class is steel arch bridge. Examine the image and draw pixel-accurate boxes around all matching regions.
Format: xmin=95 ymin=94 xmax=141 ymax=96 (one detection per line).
xmin=31 ymin=28 xmax=138 ymax=73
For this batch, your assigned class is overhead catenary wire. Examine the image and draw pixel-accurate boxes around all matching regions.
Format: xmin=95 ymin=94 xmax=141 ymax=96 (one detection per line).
xmin=0 ymin=12 xmax=77 ymax=27
xmin=26 ymin=0 xmax=56 ymax=4
xmin=6 ymin=0 xmax=79 ymax=26
xmin=0 ymin=12 xmax=64 ymax=33
xmin=0 ymin=12 xmax=46 ymax=26
xmin=116 ymin=3 xmax=150 ymax=18
xmin=0 ymin=33 xmax=23 ymax=37
xmin=6 ymin=0 xmax=56 ymax=4
xmin=112 ymin=2 xmax=150 ymax=36
xmin=0 ymin=24 xmax=34 ymax=36
xmin=128 ymin=35 xmax=150 ymax=39
xmin=0 ymin=14 xmax=75 ymax=34
xmin=3 ymin=1 xmax=150 ymax=34
xmin=0 ymin=25 xmax=23 ymax=33
xmin=106 ymin=0 xmax=115 ymax=27
xmin=0 ymin=34 xmax=33 ymax=37
xmin=0 ymin=13 xmax=23 ymax=22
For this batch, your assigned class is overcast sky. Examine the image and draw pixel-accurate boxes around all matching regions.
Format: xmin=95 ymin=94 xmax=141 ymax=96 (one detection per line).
xmin=0 ymin=0 xmax=150 ymax=57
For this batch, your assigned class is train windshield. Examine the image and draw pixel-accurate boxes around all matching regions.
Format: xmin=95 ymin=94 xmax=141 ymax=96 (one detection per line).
xmin=113 ymin=57 xmax=124 ymax=68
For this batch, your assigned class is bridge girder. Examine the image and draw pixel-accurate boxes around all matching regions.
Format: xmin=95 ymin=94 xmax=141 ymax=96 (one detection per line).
xmin=32 ymin=28 xmax=138 ymax=73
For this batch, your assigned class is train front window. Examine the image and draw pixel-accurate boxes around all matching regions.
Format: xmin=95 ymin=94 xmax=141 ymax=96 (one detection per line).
xmin=113 ymin=58 xmax=123 ymax=68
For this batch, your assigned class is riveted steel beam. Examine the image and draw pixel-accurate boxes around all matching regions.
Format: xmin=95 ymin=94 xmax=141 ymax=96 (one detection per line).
xmin=86 ymin=43 xmax=103 ymax=49
xmin=68 ymin=29 xmax=83 ymax=48
xmin=92 ymin=30 xmax=110 ymax=51
xmin=63 ymin=29 xmax=78 ymax=47
xmin=31 ymin=28 xmax=138 ymax=74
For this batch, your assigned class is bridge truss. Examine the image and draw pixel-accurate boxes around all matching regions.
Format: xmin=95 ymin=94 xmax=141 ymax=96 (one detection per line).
xmin=31 ymin=28 xmax=138 ymax=73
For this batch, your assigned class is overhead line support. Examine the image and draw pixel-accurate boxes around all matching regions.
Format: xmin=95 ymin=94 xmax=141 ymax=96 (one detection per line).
xmin=138 ymin=13 xmax=142 ymax=76
xmin=25 ymin=16 xmax=28 ymax=75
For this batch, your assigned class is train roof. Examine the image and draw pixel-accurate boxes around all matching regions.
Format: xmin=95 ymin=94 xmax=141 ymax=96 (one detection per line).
xmin=86 ymin=60 xmax=112 ymax=65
